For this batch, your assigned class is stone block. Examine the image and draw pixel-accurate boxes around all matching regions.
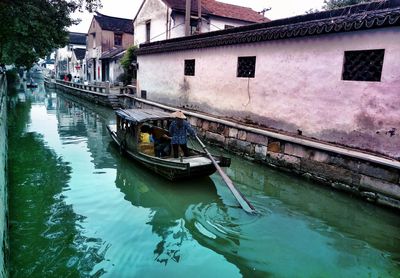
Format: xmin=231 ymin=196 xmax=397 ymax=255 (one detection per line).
xmin=267 ymin=141 xmax=281 ymax=153
xmin=358 ymin=163 xmax=399 ymax=183
xmin=254 ymin=144 xmax=267 ymax=159
xmin=360 ymin=175 xmax=400 ymax=200
xmin=247 ymin=133 xmax=267 ymax=145
xmin=196 ymin=119 xmax=203 ymax=128
xmin=284 ymin=143 xmax=309 ymax=158
xmin=208 ymin=122 xmax=219 ymax=133
xmin=330 ymin=156 xmax=399 ymax=183
xmin=226 ymin=138 xmax=252 ymax=154
xmin=223 ymin=127 xmax=230 ymax=137
xmin=202 ymin=121 xmax=209 ymax=131
xmin=301 ymin=159 xmax=360 ymax=185
xmin=238 ymin=130 xmax=247 ymax=140
xmin=188 ymin=116 xmax=197 ymax=126
xmin=205 ymin=131 xmax=226 ymax=145
xmin=266 ymin=152 xmax=301 ymax=170
xmin=228 ymin=128 xmax=238 ymax=138
xmin=376 ymin=194 xmax=400 ymax=210
xmin=310 ymin=150 xmax=330 ymax=163
xmin=329 ymin=156 xmax=360 ymax=172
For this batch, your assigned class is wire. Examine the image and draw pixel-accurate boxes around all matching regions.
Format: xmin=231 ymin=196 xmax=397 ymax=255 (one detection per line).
xmin=150 ymin=23 xmax=185 ymax=41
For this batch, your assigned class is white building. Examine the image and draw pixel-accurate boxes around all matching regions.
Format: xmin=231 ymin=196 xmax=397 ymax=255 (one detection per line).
xmin=133 ymin=0 xmax=268 ymax=45
xmin=136 ymin=0 xmax=400 ymax=159
xmin=55 ymin=32 xmax=86 ymax=80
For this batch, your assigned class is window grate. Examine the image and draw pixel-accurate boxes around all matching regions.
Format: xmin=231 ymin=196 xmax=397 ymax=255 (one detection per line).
xmin=184 ymin=59 xmax=195 ymax=76
xmin=237 ymin=56 xmax=256 ymax=78
xmin=342 ymin=49 xmax=384 ymax=82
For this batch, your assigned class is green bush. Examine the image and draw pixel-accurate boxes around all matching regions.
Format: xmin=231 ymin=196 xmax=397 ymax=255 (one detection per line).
xmin=6 ymin=68 xmax=19 ymax=85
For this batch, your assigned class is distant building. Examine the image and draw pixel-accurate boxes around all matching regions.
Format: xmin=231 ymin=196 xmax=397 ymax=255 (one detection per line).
xmin=71 ymin=48 xmax=86 ymax=81
xmin=86 ymin=12 xmax=134 ymax=84
xmin=136 ymin=0 xmax=400 ymax=159
xmin=133 ymin=0 xmax=268 ymax=44
xmin=55 ymin=32 xmax=86 ymax=79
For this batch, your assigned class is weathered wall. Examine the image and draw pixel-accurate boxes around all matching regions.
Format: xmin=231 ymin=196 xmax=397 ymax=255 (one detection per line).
xmin=133 ymin=0 xmax=261 ymax=44
xmin=137 ymin=27 xmax=400 ymax=159
xmin=0 ymin=74 xmax=8 ymax=277
xmin=134 ymin=0 xmax=169 ymax=44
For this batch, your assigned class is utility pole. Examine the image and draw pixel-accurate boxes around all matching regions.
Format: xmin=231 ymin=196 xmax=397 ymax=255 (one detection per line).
xmin=197 ymin=0 xmax=202 ymax=33
xmin=185 ymin=0 xmax=191 ymax=36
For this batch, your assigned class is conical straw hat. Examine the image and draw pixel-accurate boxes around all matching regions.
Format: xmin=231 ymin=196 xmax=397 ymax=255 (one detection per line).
xmin=171 ymin=110 xmax=186 ymax=119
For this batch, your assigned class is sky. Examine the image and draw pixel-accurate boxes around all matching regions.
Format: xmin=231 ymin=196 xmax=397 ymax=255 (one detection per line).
xmin=69 ymin=0 xmax=325 ymax=33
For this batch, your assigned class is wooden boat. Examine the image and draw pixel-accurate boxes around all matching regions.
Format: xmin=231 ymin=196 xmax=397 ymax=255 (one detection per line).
xmin=107 ymin=109 xmax=231 ymax=181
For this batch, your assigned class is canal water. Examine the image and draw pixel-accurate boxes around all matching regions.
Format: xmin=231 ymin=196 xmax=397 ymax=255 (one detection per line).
xmin=7 ymin=82 xmax=400 ymax=277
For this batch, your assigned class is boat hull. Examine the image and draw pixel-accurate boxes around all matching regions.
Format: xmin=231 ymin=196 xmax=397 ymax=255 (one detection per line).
xmin=107 ymin=126 xmax=229 ymax=181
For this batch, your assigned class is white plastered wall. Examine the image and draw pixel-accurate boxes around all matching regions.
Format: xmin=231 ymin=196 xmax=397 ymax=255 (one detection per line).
xmin=137 ymin=27 xmax=400 ymax=157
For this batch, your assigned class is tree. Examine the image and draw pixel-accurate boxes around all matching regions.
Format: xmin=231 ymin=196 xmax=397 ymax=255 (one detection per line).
xmin=119 ymin=45 xmax=138 ymax=85
xmin=0 ymin=0 xmax=102 ymax=69
xmin=322 ymin=0 xmax=375 ymax=10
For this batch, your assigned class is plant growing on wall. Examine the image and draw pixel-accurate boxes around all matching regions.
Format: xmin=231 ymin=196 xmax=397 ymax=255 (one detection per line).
xmin=322 ymin=0 xmax=374 ymax=9
xmin=119 ymin=45 xmax=138 ymax=85
xmin=0 ymin=0 xmax=102 ymax=69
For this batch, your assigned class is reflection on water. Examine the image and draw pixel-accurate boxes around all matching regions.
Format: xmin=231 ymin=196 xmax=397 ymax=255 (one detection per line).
xmin=110 ymin=145 xmax=220 ymax=265
xmin=8 ymin=84 xmax=400 ymax=277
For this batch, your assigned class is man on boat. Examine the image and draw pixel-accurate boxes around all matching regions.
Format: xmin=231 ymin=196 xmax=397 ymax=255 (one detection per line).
xmin=169 ymin=111 xmax=196 ymax=158
xmin=140 ymin=125 xmax=171 ymax=157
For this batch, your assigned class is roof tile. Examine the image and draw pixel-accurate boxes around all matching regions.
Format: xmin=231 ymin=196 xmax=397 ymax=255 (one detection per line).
xmin=94 ymin=12 xmax=134 ymax=34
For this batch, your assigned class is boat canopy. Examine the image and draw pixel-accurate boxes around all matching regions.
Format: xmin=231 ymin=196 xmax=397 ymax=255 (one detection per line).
xmin=116 ymin=109 xmax=174 ymax=124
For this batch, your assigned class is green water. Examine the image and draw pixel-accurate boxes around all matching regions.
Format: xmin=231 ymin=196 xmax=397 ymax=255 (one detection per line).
xmin=8 ymin=85 xmax=400 ymax=278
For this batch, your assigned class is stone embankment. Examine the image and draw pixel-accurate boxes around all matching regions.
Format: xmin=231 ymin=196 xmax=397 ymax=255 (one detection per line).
xmin=52 ymin=81 xmax=400 ymax=210
xmin=0 ymin=74 xmax=8 ymax=278
xmin=125 ymin=96 xmax=400 ymax=210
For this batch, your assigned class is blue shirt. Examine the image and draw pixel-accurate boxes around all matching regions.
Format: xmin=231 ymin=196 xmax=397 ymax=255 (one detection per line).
xmin=169 ymin=120 xmax=196 ymax=145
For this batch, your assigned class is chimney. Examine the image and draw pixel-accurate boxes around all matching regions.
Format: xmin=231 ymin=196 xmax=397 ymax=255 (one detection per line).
xmin=185 ymin=0 xmax=191 ymax=36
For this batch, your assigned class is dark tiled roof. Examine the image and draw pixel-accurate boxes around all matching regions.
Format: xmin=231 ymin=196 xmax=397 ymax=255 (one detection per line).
xmin=100 ymin=47 xmax=125 ymax=60
xmin=202 ymin=0 xmax=268 ymax=23
xmin=94 ymin=12 xmax=134 ymax=34
xmin=68 ymin=32 xmax=86 ymax=45
xmin=163 ymin=0 xmax=268 ymax=23
xmin=73 ymin=48 xmax=86 ymax=60
xmin=137 ymin=0 xmax=400 ymax=55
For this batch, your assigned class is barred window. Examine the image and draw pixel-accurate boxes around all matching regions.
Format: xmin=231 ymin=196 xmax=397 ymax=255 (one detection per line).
xmin=184 ymin=59 xmax=195 ymax=76
xmin=342 ymin=49 xmax=384 ymax=82
xmin=237 ymin=56 xmax=256 ymax=78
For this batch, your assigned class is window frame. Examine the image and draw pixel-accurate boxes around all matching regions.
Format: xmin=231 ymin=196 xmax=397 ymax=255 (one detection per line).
xmin=342 ymin=49 xmax=385 ymax=82
xmin=237 ymin=56 xmax=256 ymax=78
xmin=145 ymin=20 xmax=151 ymax=43
xmin=184 ymin=59 xmax=195 ymax=76
xmin=114 ymin=33 xmax=122 ymax=46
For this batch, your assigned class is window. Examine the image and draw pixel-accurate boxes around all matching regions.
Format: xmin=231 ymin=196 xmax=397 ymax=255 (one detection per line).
xmin=145 ymin=20 xmax=151 ymax=43
xmin=114 ymin=33 xmax=122 ymax=46
xmin=92 ymin=33 xmax=96 ymax=48
xmin=224 ymin=25 xmax=234 ymax=29
xmin=184 ymin=59 xmax=195 ymax=76
xmin=237 ymin=56 xmax=256 ymax=78
xmin=190 ymin=19 xmax=198 ymax=35
xmin=342 ymin=49 xmax=385 ymax=82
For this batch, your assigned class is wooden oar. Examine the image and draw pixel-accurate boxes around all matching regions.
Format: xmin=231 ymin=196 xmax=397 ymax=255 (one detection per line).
xmin=195 ymin=136 xmax=256 ymax=214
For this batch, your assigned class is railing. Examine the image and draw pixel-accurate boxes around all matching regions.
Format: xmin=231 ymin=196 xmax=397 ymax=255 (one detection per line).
xmin=55 ymin=79 xmax=110 ymax=94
